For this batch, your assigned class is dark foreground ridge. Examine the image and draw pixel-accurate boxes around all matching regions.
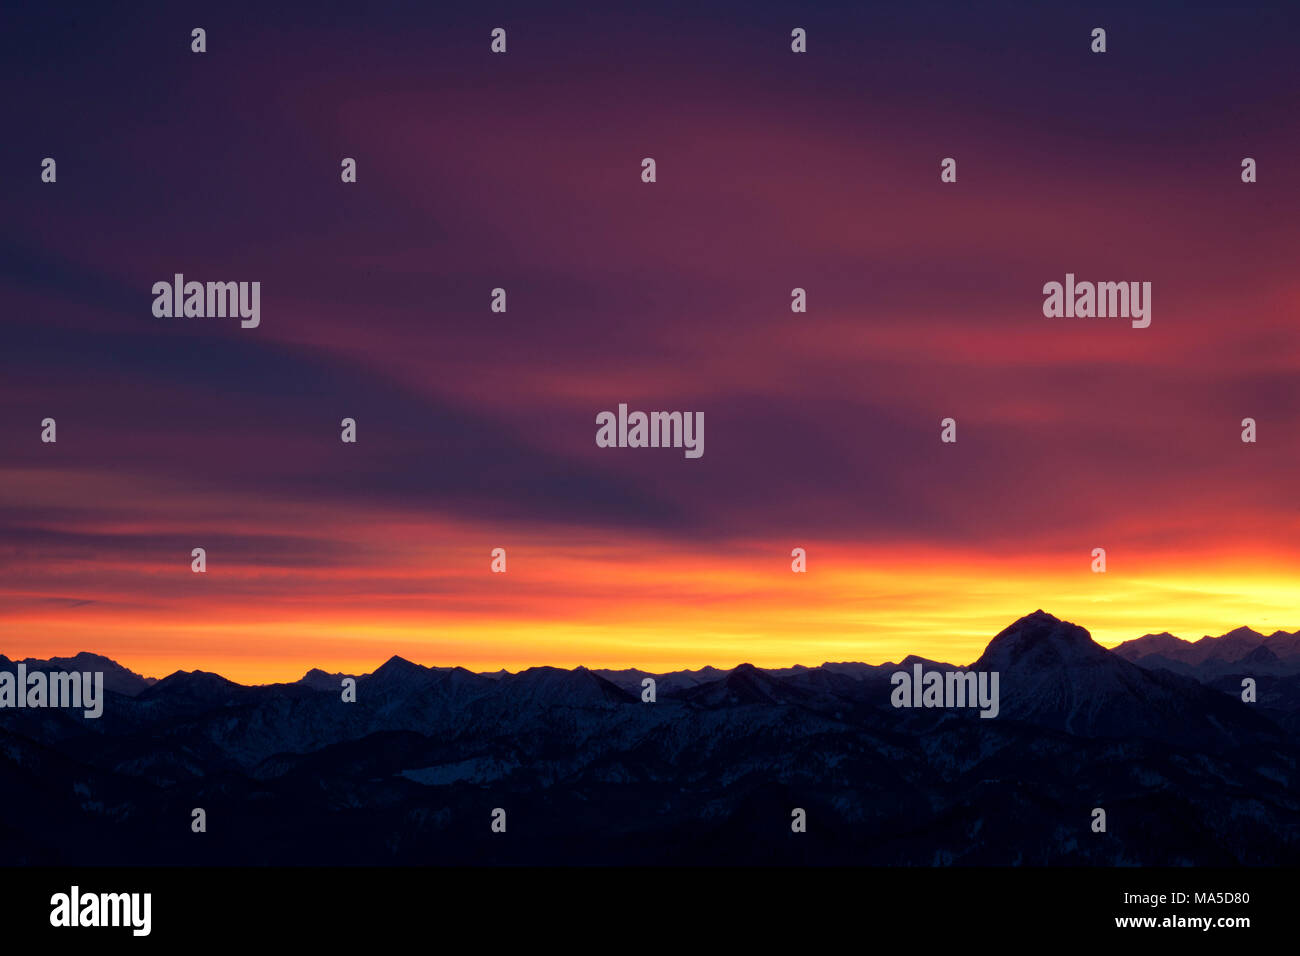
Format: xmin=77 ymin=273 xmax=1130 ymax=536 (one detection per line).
xmin=3 ymin=611 xmax=1299 ymax=865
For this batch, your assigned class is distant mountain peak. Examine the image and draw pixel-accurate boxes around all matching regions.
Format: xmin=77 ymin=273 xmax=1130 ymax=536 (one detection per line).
xmin=1239 ymin=644 xmax=1280 ymax=664
xmin=898 ymin=653 xmax=951 ymax=669
xmin=298 ymin=667 xmax=352 ymax=691
xmin=682 ymin=661 xmax=793 ymax=706
xmin=136 ymin=668 xmax=244 ymax=704
xmin=11 ymin=651 xmax=158 ymax=696
xmin=360 ymin=656 xmax=438 ymax=694
xmin=156 ymin=668 xmax=236 ymax=685
xmin=369 ymin=655 xmax=427 ymax=677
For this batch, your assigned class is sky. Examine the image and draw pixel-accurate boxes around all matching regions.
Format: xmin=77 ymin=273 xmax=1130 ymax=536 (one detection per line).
xmin=2 ymin=1 xmax=1298 ymax=683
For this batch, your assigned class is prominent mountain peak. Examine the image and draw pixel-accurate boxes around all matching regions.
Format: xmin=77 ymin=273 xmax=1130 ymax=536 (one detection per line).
xmin=974 ymin=611 xmax=1104 ymax=671
xmin=965 ymin=612 xmax=1276 ymax=749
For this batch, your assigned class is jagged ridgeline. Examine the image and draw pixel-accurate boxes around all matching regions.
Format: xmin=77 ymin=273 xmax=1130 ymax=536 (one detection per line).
xmin=2 ymin=611 xmax=1299 ymax=865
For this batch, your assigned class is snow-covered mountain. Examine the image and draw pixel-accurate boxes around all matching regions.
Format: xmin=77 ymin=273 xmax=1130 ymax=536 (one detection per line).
xmin=972 ymin=610 xmax=1279 ymax=750
xmin=3 ymin=611 xmax=1299 ymax=866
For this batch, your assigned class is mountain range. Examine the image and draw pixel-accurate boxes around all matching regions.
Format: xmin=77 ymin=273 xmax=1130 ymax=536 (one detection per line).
xmin=2 ymin=610 xmax=1298 ymax=866
xmin=1112 ymin=625 xmax=1300 ymax=675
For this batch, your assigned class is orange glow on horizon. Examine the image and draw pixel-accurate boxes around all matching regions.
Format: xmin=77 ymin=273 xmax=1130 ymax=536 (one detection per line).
xmin=5 ymin=534 xmax=1297 ymax=684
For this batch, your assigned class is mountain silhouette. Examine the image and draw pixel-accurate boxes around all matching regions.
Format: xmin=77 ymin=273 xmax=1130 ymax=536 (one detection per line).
xmin=973 ymin=610 xmax=1279 ymax=750
xmin=0 ymin=651 xmax=155 ymax=696
xmin=1114 ymin=624 xmax=1300 ymax=671
xmin=3 ymin=610 xmax=1299 ymax=866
